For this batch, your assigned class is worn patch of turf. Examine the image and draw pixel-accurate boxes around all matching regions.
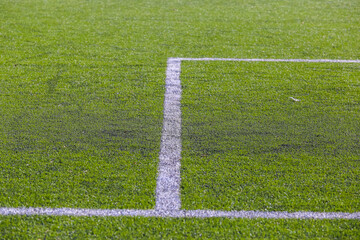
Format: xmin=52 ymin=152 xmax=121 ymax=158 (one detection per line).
xmin=0 ymin=61 xmax=163 ymax=209
xmin=181 ymin=61 xmax=360 ymax=212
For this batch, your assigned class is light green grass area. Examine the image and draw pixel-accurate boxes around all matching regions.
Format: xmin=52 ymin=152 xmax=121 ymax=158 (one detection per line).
xmin=1 ymin=216 xmax=359 ymax=239
xmin=1 ymin=0 xmax=360 ymax=238
xmin=181 ymin=61 xmax=360 ymax=212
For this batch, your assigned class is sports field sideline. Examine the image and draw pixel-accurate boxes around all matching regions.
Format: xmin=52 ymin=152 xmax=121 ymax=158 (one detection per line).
xmin=1 ymin=0 xmax=360 ymax=238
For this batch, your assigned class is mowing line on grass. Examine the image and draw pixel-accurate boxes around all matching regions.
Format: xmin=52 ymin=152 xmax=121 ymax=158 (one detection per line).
xmin=155 ymin=58 xmax=182 ymax=211
xmin=1 ymin=208 xmax=359 ymax=219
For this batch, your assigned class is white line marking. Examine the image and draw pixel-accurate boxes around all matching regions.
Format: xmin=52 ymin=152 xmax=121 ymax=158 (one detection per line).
xmin=155 ymin=58 xmax=182 ymax=210
xmin=0 ymin=208 xmax=359 ymax=219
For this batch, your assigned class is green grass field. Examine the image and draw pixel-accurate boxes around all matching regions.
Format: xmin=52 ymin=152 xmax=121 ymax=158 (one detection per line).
xmin=1 ymin=0 xmax=360 ymax=238
xmin=181 ymin=61 xmax=360 ymax=212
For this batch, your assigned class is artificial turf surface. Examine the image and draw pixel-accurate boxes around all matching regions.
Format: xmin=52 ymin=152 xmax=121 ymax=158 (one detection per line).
xmin=1 ymin=0 xmax=359 ymax=238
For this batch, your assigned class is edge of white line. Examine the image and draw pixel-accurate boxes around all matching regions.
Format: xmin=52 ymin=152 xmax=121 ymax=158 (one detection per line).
xmin=0 ymin=208 xmax=359 ymax=219
xmin=177 ymin=58 xmax=360 ymax=63
xmin=155 ymin=58 xmax=182 ymax=211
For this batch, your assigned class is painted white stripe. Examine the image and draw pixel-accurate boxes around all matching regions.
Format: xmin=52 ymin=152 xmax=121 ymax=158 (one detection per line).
xmin=0 ymin=208 xmax=359 ymax=219
xmin=155 ymin=58 xmax=182 ymax=211
xmin=178 ymin=58 xmax=360 ymax=63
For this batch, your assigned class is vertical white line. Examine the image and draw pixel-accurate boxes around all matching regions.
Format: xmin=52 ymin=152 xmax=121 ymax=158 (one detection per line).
xmin=155 ymin=58 xmax=182 ymax=211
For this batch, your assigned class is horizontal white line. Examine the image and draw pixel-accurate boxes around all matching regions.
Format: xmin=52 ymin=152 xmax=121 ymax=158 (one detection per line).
xmin=1 ymin=208 xmax=359 ymax=219
xmin=175 ymin=58 xmax=360 ymax=63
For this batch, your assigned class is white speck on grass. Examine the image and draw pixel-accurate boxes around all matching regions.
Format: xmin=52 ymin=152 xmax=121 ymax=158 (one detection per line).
xmin=290 ymin=97 xmax=301 ymax=102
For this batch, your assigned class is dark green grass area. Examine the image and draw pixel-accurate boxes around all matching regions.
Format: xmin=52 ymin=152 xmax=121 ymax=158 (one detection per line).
xmin=0 ymin=62 xmax=163 ymax=209
xmin=181 ymin=61 xmax=360 ymax=212
xmin=1 ymin=216 xmax=359 ymax=239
